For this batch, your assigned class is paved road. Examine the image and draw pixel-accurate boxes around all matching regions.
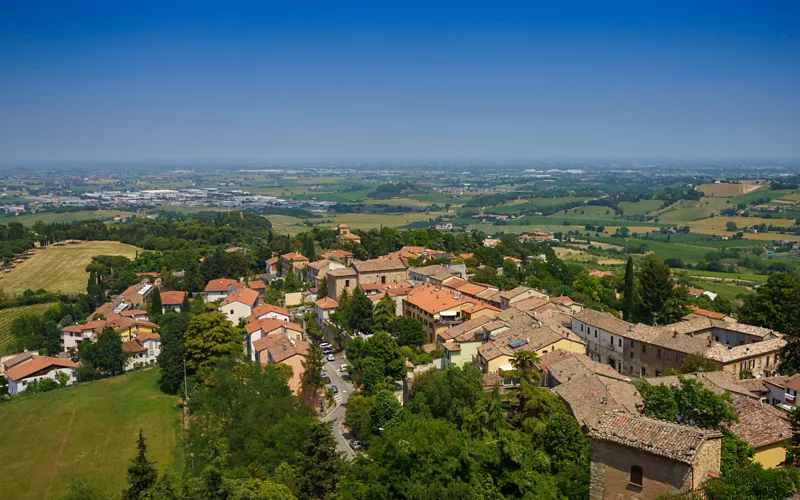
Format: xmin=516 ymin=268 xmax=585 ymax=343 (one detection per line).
xmin=321 ymin=351 xmax=356 ymax=460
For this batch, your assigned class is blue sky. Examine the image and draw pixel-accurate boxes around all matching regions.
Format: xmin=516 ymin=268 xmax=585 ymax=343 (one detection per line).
xmin=1 ymin=1 xmax=798 ymax=162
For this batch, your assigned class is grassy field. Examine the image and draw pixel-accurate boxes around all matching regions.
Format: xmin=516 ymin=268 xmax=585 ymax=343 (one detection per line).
xmin=0 ymin=369 xmax=182 ymax=500
xmin=265 ymin=214 xmax=310 ymax=236
xmin=328 ymin=212 xmax=448 ymax=230
xmin=618 ymin=200 xmax=664 ymax=215
xmin=697 ymin=182 xmax=762 ymax=197
xmin=1 ymin=241 xmax=139 ymax=296
xmin=0 ymin=210 xmax=134 ymax=227
xmin=0 ymin=303 xmax=58 ymax=354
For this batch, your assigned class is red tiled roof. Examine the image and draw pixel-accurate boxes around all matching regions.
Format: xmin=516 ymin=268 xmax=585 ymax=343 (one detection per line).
xmin=121 ymin=310 xmax=147 ymax=317
xmin=205 ymin=278 xmax=240 ymax=292
xmin=220 ymin=288 xmax=260 ymax=307
xmin=122 ymin=340 xmax=148 ymax=353
xmin=281 ymin=252 xmax=309 ymax=262
xmin=5 ymin=356 xmax=78 ymax=381
xmin=252 ymin=303 xmax=290 ymax=318
xmin=315 ymin=297 xmax=339 ymax=309
xmin=248 ymin=280 xmax=267 ymax=290
xmin=160 ymin=290 xmax=187 ymax=305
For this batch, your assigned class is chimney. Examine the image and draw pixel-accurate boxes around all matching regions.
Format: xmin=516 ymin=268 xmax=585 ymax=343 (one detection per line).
xmin=673 ymin=329 xmax=678 ymax=338
xmin=708 ymin=336 xmax=713 ymax=347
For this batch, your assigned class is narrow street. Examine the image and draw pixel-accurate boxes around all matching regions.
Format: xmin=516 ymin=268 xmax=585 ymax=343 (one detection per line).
xmin=320 ymin=351 xmax=356 ymax=460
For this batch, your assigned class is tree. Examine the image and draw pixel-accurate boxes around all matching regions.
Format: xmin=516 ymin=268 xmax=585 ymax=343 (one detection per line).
xmin=784 ymin=405 xmax=800 ymax=467
xmin=294 ymin=421 xmax=343 ymax=500
xmin=81 ymin=327 xmax=129 ymax=376
xmin=360 ymin=357 xmax=385 ymax=396
xmin=680 ymin=353 xmax=720 ymax=373
xmin=344 ymin=394 xmax=374 ymax=440
xmin=348 ymin=287 xmax=374 ymax=334
xmin=622 ymin=256 xmax=637 ymax=321
xmin=372 ymin=293 xmax=396 ymax=332
xmin=300 ymin=342 xmax=325 ymax=408
xmin=368 ymin=389 xmax=402 ymax=436
xmin=150 ymin=469 xmax=183 ymax=500
xmin=61 ymin=481 xmax=116 ymax=500
xmin=149 ymin=287 xmax=163 ymax=321
xmin=284 ymin=270 xmax=299 ymax=293
xmin=157 ymin=312 xmax=189 ymax=394
xmin=180 ymin=293 xmax=191 ymax=313
xmin=183 ymin=310 xmax=241 ymax=379
xmin=123 ymin=430 xmax=158 ymax=500
xmin=639 ymin=254 xmax=678 ymax=325
xmin=635 ymin=376 xmax=738 ymax=431
xmin=303 ymin=236 xmax=316 ymax=262
xmin=389 ymin=316 xmax=426 ymax=347
xmin=721 ymin=432 xmax=755 ymax=474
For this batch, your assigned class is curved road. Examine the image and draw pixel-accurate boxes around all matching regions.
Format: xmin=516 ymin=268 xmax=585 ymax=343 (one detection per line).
xmin=321 ymin=352 xmax=356 ymax=460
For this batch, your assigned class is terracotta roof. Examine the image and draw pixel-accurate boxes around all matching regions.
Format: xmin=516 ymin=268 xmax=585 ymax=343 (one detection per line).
xmin=281 ymin=252 xmax=309 ymax=262
xmin=573 ymin=309 xmax=633 ymax=336
xmin=478 ymin=325 xmax=582 ymax=361
xmin=2 ymin=352 xmax=35 ymax=370
xmin=757 ymin=375 xmax=795 ymax=391
xmin=248 ymin=280 xmax=267 ymax=290
xmin=785 ymin=374 xmax=800 ymax=392
xmin=545 ymin=354 xmax=631 ymax=385
xmin=352 ymin=258 xmax=408 ymax=273
xmin=265 ymin=257 xmax=278 ymax=265
xmin=205 ymin=278 xmax=240 ymax=292
xmin=5 ymin=356 xmax=78 ymax=381
xmin=511 ymin=296 xmax=550 ymax=312
xmin=122 ymin=340 xmax=148 ymax=353
xmin=252 ymin=303 xmax=290 ymax=318
xmin=315 ymin=297 xmax=339 ymax=309
xmin=252 ymin=332 xmax=286 ymax=352
xmin=121 ymin=309 xmax=148 ymax=317
xmin=136 ymin=272 xmax=159 ymax=278
xmin=404 ymin=284 xmax=481 ymax=315
xmin=550 ymin=296 xmax=576 ymax=307
xmin=554 ymin=375 xmax=643 ymax=427
xmin=106 ymin=316 xmax=158 ymax=333
xmin=160 ymin=290 xmax=187 ymax=305
xmin=686 ymin=306 xmax=729 ymax=320
xmin=439 ymin=316 xmax=494 ymax=342
xmin=456 ymin=282 xmax=491 ymax=296
xmin=306 ymin=259 xmax=333 ymax=270
xmin=246 ymin=317 xmax=303 ymax=336
xmin=135 ymin=331 xmax=161 ymax=342
xmin=410 ymin=265 xmax=455 ymax=278
xmin=220 ymin=288 xmax=260 ymax=308
xmin=498 ymin=286 xmax=533 ymax=300
xmin=504 ymin=256 xmax=523 ymax=263
xmin=327 ymin=267 xmax=357 ymax=277
xmin=590 ymin=412 xmax=722 ymax=465
xmin=62 ymin=319 xmax=107 ymax=333
xmin=261 ymin=336 xmax=310 ymax=363
xmin=728 ymin=397 xmax=792 ymax=448
xmin=321 ymin=249 xmax=353 ymax=260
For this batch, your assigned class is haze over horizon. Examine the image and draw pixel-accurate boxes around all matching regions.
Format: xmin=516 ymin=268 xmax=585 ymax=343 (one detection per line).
xmin=1 ymin=1 xmax=798 ymax=163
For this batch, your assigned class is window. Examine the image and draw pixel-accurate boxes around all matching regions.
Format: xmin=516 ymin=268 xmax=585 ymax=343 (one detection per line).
xmin=630 ymin=339 xmax=635 ymax=347
xmin=629 ymin=365 xmax=633 ymax=374
xmin=381 ymin=276 xmax=387 ymax=284
xmin=630 ymin=466 xmax=643 ymax=486
xmin=230 ymin=309 xmax=234 ymax=315
xmin=580 ymin=324 xmax=584 ymax=332
xmin=610 ymin=335 xmax=614 ymax=345
xmin=766 ymin=355 xmax=770 ymax=366
xmin=657 ymin=348 xmax=662 ymax=359
xmin=618 ymin=338 xmax=622 ymax=347
xmin=345 ymin=280 xmax=350 ymax=287
xmin=641 ymin=367 xmax=646 ymax=376
xmin=749 ymin=359 xmax=755 ymax=369
xmin=630 ymin=351 xmax=634 ymax=358
xmin=594 ymin=330 xmax=597 ymax=338
xmin=641 ymin=344 xmax=646 ymax=354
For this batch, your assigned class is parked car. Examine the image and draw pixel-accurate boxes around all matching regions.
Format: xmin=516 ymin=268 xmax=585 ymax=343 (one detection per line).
xmin=350 ymin=439 xmax=362 ymax=449
xmin=326 ymin=354 xmax=335 ymax=362
xmin=319 ymin=342 xmax=332 ymax=349
xmin=331 ymin=385 xmax=339 ymax=394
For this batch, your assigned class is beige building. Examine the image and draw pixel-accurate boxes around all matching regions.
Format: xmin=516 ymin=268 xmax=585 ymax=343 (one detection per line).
xmin=327 ymin=267 xmax=358 ymax=300
xmin=403 ymin=284 xmax=500 ymax=343
xmin=475 ymin=325 xmax=585 ymax=375
xmin=497 ymin=286 xmax=548 ymax=309
xmin=589 ymin=412 xmax=721 ymax=499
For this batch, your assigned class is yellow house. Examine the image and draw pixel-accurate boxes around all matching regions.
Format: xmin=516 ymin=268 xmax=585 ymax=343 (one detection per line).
xmin=728 ymin=396 xmax=792 ymax=469
xmin=106 ymin=316 xmax=159 ymax=342
xmin=475 ymin=325 xmax=584 ymax=374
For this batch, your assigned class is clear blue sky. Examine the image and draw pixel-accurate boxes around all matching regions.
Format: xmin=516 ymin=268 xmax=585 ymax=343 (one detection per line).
xmin=1 ymin=1 xmax=798 ymax=162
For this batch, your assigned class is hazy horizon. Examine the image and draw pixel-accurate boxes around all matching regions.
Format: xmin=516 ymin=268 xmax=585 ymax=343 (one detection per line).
xmin=1 ymin=2 xmax=798 ymax=162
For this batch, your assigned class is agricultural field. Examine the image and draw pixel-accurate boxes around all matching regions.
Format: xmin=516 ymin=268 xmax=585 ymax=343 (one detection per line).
xmin=326 ymin=211 xmax=449 ymax=230
xmin=1 ymin=241 xmax=139 ymax=296
xmin=0 ymin=369 xmax=182 ymax=500
xmin=618 ymin=199 xmax=664 ymax=215
xmin=265 ymin=214 xmax=310 ymax=236
xmin=553 ymin=247 xmax=626 ymax=265
xmin=0 ymin=210 xmax=134 ymax=227
xmin=0 ymin=303 xmax=58 ymax=354
xmin=697 ymin=181 xmax=763 ymax=197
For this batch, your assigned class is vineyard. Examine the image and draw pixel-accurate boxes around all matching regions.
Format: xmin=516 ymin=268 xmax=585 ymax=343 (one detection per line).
xmin=0 ymin=303 xmax=57 ymax=354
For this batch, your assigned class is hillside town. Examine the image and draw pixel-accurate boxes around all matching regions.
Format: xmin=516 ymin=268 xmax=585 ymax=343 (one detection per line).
xmin=3 ymin=219 xmax=800 ymax=500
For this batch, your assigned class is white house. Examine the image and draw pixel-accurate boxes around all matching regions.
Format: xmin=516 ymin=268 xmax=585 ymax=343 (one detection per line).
xmin=5 ymin=356 xmax=78 ymax=395
xmin=61 ymin=319 xmax=108 ymax=351
xmin=122 ymin=332 xmax=162 ymax=371
xmin=245 ymin=318 xmax=305 ymax=361
xmin=160 ymin=291 xmax=187 ymax=313
xmin=204 ymin=278 xmax=241 ymax=303
xmin=219 ymin=288 xmax=260 ymax=325
xmin=314 ymin=297 xmax=339 ymax=329
xmin=251 ymin=303 xmax=291 ymax=322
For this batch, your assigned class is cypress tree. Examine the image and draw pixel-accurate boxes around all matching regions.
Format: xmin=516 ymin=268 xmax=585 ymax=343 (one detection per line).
xmin=180 ymin=293 xmax=191 ymax=313
xmin=149 ymin=287 xmax=163 ymax=320
xmin=622 ymin=256 xmax=636 ymax=321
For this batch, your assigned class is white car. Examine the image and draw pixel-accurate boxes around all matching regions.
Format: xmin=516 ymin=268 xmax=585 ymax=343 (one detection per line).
xmin=319 ymin=342 xmax=332 ymax=348
xmin=326 ymin=354 xmax=335 ymax=362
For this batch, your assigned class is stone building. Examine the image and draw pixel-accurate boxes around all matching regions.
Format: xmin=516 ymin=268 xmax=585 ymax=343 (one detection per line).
xmin=589 ymin=412 xmax=722 ymax=499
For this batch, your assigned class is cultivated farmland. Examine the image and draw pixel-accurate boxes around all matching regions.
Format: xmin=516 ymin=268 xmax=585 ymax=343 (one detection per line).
xmin=0 ymin=303 xmax=58 ymax=354
xmin=0 ymin=241 xmax=139 ymax=296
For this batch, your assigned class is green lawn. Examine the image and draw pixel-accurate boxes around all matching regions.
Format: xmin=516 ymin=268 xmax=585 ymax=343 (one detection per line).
xmin=618 ymin=199 xmax=663 ymax=216
xmin=0 ymin=369 xmax=182 ymax=500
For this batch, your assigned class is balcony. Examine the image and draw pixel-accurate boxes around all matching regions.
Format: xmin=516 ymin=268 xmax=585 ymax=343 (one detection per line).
xmin=786 ymin=393 xmax=796 ymax=404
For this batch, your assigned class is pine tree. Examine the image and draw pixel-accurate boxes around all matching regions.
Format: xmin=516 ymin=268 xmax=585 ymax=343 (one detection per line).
xmin=638 ymin=254 xmax=675 ymax=325
xmin=123 ymin=429 xmax=157 ymax=500
xmin=295 ymin=421 xmax=344 ymax=499
xmin=149 ymin=287 xmax=163 ymax=320
xmin=300 ymin=342 xmax=325 ymax=408
xmin=622 ymin=256 xmax=637 ymax=321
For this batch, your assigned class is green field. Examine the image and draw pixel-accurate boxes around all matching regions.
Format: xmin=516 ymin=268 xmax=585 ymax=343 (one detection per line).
xmin=0 ymin=369 xmax=182 ymax=500
xmin=0 ymin=303 xmax=58 ymax=354
xmin=618 ymin=199 xmax=664 ymax=215
xmin=1 ymin=241 xmax=140 ymax=296
xmin=0 ymin=210 xmax=134 ymax=227
xmin=265 ymin=214 xmax=311 ymax=236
